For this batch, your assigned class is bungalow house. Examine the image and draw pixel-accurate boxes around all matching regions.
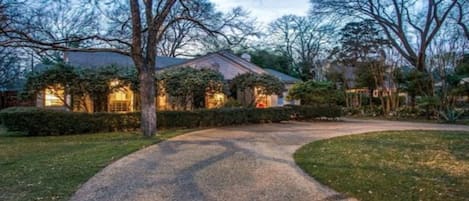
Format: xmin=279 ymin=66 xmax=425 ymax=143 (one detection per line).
xmin=35 ymin=50 xmax=301 ymax=112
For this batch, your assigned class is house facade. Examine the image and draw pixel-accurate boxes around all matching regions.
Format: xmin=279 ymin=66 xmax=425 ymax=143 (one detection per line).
xmin=36 ymin=50 xmax=301 ymax=112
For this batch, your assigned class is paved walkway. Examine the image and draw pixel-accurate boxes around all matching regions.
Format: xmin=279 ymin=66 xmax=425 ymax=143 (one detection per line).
xmin=70 ymin=119 xmax=469 ymax=201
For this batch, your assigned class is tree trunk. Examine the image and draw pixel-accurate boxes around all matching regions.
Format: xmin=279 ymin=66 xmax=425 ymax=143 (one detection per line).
xmin=344 ymin=91 xmax=349 ymax=108
xmin=0 ymin=91 xmax=4 ymax=109
xmin=378 ymin=92 xmax=386 ymax=114
xmin=140 ymin=66 xmax=157 ymax=136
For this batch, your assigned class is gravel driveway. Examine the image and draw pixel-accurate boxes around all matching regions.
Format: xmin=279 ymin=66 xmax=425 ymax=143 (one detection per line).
xmin=70 ymin=119 xmax=469 ymax=201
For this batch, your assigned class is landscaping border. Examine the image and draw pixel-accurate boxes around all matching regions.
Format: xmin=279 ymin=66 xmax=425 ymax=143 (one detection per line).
xmin=0 ymin=105 xmax=342 ymax=136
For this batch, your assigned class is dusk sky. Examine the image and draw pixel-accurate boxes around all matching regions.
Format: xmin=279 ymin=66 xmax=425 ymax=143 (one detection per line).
xmin=210 ymin=0 xmax=311 ymax=25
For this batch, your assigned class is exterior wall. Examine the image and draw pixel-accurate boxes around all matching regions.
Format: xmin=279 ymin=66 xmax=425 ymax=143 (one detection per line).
xmin=270 ymin=95 xmax=279 ymax=107
xmin=36 ymin=91 xmax=44 ymax=107
xmin=236 ymin=88 xmax=252 ymax=107
xmin=277 ymin=84 xmax=300 ymax=106
xmin=66 ymin=95 xmax=72 ymax=108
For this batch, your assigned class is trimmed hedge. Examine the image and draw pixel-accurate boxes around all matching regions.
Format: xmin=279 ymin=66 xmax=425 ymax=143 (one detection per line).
xmin=0 ymin=105 xmax=341 ymax=136
xmin=288 ymin=105 xmax=343 ymax=120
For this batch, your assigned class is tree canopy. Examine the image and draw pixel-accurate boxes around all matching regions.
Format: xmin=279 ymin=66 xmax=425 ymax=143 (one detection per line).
xmin=230 ymin=73 xmax=284 ymax=107
xmin=288 ymin=80 xmax=343 ymax=106
xmin=156 ymin=67 xmax=225 ymax=110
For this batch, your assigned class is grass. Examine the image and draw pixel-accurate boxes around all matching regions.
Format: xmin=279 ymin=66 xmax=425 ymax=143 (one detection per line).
xmin=294 ymin=130 xmax=469 ymax=201
xmin=0 ymin=126 xmax=190 ymax=201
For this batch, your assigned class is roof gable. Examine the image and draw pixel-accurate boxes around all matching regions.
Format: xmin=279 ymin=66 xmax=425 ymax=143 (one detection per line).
xmin=164 ymin=51 xmax=268 ymax=80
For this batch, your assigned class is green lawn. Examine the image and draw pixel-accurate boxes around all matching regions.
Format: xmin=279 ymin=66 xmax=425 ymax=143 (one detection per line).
xmin=0 ymin=126 xmax=189 ymax=201
xmin=294 ymin=130 xmax=469 ymax=201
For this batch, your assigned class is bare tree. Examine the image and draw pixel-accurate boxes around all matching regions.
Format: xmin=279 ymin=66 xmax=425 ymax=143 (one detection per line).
xmin=428 ymin=22 xmax=468 ymax=109
xmin=0 ymin=0 xmax=236 ymax=136
xmin=454 ymin=0 xmax=469 ymax=39
xmin=269 ymin=14 xmax=335 ymax=80
xmin=311 ymin=0 xmax=461 ymax=82
xmin=0 ymin=47 xmax=23 ymax=89
xmin=158 ymin=7 xmax=259 ymax=57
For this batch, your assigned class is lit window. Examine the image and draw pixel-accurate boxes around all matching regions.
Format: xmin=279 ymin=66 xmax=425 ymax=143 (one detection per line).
xmin=206 ymin=92 xmax=225 ymax=108
xmin=254 ymin=87 xmax=268 ymax=108
xmin=45 ymin=87 xmax=65 ymax=106
xmin=112 ymin=91 xmax=127 ymax=101
xmin=157 ymin=94 xmax=167 ymax=109
xmin=109 ymin=87 xmax=133 ymax=112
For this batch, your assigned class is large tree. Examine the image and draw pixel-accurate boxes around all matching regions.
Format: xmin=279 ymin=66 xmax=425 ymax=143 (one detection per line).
xmin=269 ymin=14 xmax=335 ymax=80
xmin=332 ymin=20 xmax=385 ymax=108
xmin=158 ymin=7 xmax=259 ymax=57
xmin=240 ymin=48 xmax=293 ymax=75
xmin=311 ymin=0 xmax=462 ymax=80
xmin=0 ymin=0 xmax=244 ymax=136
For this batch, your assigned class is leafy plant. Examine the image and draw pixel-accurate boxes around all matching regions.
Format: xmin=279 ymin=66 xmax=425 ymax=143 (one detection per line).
xmin=287 ymin=80 xmax=343 ymax=106
xmin=230 ymin=73 xmax=284 ymax=107
xmin=0 ymin=106 xmax=342 ymax=136
xmin=439 ymin=108 xmax=464 ymax=123
xmin=222 ymin=98 xmax=242 ymax=108
xmin=156 ymin=67 xmax=225 ymax=110
xmin=417 ymin=96 xmax=440 ymax=119
xmin=22 ymin=63 xmax=135 ymax=112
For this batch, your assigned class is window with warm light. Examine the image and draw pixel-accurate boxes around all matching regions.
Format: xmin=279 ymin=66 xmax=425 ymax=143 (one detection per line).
xmin=206 ymin=92 xmax=225 ymax=108
xmin=157 ymin=94 xmax=168 ymax=110
xmin=45 ymin=87 xmax=65 ymax=106
xmin=112 ymin=91 xmax=127 ymax=101
xmin=254 ymin=87 xmax=268 ymax=108
xmin=109 ymin=87 xmax=133 ymax=112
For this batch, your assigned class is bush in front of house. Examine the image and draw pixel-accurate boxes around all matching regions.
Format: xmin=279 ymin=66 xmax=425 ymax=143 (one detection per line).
xmin=156 ymin=67 xmax=226 ymax=110
xmin=287 ymin=105 xmax=343 ymax=120
xmin=287 ymin=80 xmax=344 ymax=106
xmin=0 ymin=105 xmax=341 ymax=136
xmin=0 ymin=107 xmax=141 ymax=135
xmin=230 ymin=73 xmax=284 ymax=107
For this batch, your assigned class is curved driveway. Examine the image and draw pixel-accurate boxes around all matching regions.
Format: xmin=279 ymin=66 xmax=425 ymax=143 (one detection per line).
xmin=71 ymin=119 xmax=469 ymax=201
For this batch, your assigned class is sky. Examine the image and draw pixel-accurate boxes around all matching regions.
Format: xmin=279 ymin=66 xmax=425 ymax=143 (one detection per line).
xmin=210 ymin=0 xmax=311 ymax=25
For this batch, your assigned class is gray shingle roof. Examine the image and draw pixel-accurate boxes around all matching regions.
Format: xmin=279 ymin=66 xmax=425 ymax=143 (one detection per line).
xmin=264 ymin=68 xmax=301 ymax=84
xmin=65 ymin=52 xmax=189 ymax=69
